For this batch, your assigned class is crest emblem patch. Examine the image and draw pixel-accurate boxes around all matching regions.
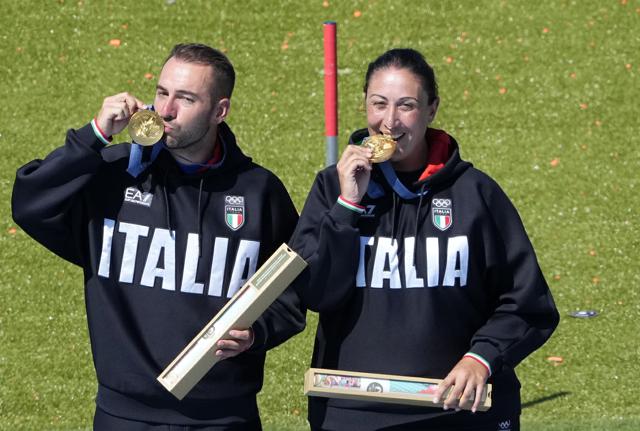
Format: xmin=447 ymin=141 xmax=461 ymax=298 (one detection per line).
xmin=225 ymin=195 xmax=245 ymax=231
xmin=432 ymin=198 xmax=453 ymax=231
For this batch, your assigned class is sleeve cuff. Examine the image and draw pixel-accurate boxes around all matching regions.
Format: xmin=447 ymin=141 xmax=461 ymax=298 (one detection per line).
xmin=90 ymin=118 xmax=112 ymax=146
xmin=464 ymin=352 xmax=492 ymax=376
xmin=247 ymin=321 xmax=267 ymax=352
xmin=329 ymin=198 xmax=363 ymax=228
xmin=337 ymin=196 xmax=365 ymax=214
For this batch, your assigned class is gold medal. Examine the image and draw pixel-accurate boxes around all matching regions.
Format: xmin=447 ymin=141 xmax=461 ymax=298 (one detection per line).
xmin=128 ymin=110 xmax=164 ymax=146
xmin=362 ymin=134 xmax=397 ymax=163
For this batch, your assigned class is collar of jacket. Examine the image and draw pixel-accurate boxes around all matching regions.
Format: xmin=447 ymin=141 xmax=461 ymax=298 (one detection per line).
xmin=127 ymin=121 xmax=253 ymax=179
xmin=348 ymin=127 xmax=471 ymax=200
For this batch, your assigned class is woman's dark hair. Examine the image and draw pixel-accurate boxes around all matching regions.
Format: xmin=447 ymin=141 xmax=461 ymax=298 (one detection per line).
xmin=165 ymin=43 xmax=235 ymax=99
xmin=363 ymin=48 xmax=438 ymax=104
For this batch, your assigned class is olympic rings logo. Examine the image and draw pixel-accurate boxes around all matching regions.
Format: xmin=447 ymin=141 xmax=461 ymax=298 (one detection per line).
xmin=225 ymin=196 xmax=244 ymax=205
xmin=432 ymin=198 xmax=451 ymax=208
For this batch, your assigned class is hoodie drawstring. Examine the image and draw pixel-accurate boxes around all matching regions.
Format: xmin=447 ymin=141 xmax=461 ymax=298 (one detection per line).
xmin=391 ymin=192 xmax=397 ymax=242
xmin=197 ymin=177 xmax=204 ymax=258
xmin=389 ymin=183 xmax=427 ymax=263
xmin=161 ymin=173 xmax=205 ymax=258
xmin=162 ymin=171 xmax=173 ymax=236
xmin=414 ymin=183 xmax=427 ymax=240
xmin=161 ymin=172 xmax=205 ymax=258
xmin=413 ymin=183 xmax=428 ymax=262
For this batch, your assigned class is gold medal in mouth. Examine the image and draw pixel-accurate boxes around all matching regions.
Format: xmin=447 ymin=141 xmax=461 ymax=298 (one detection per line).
xmin=128 ymin=110 xmax=164 ymax=146
xmin=361 ymin=134 xmax=397 ymax=163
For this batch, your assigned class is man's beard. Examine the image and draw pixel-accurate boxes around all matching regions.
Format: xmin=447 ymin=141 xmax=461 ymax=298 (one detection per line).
xmin=164 ymin=124 xmax=211 ymax=150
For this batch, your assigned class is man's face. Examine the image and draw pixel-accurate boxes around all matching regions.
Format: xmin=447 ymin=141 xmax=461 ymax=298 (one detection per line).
xmin=154 ymin=57 xmax=228 ymax=154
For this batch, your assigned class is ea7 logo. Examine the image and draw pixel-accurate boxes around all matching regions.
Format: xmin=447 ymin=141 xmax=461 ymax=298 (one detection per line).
xmin=124 ymin=187 xmax=153 ymax=207
xmin=361 ymin=205 xmax=377 ymax=218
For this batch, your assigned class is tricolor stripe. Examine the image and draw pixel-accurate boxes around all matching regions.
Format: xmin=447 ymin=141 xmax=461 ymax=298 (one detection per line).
xmin=464 ymin=352 xmax=492 ymax=376
xmin=91 ymin=118 xmax=112 ymax=146
xmin=226 ymin=213 xmax=243 ymax=229
xmin=435 ymin=215 xmax=451 ymax=227
xmin=337 ymin=196 xmax=365 ymax=214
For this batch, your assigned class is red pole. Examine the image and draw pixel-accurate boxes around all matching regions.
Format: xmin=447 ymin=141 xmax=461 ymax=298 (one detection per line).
xmin=323 ymin=21 xmax=338 ymax=166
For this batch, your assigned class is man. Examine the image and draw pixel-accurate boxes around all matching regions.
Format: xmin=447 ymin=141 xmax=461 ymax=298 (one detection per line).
xmin=12 ymin=43 xmax=304 ymax=430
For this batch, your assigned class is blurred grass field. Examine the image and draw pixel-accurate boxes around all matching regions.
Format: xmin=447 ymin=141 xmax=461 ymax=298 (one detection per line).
xmin=1 ymin=1 xmax=639 ymax=430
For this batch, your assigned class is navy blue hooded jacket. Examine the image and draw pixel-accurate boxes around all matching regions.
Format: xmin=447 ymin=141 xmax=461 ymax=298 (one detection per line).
xmin=290 ymin=128 xmax=559 ymax=430
xmin=12 ymin=122 xmax=305 ymax=425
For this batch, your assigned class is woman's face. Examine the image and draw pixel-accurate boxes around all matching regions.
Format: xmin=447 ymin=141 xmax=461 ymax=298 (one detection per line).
xmin=366 ymin=67 xmax=438 ymax=171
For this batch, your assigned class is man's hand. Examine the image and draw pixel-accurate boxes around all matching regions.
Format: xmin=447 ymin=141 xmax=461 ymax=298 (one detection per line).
xmin=95 ymin=92 xmax=146 ymax=137
xmin=336 ymin=145 xmax=373 ymax=203
xmin=433 ymin=356 xmax=489 ymax=413
xmin=214 ymin=328 xmax=255 ymax=360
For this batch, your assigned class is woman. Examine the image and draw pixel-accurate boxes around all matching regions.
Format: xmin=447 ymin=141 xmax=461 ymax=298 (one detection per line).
xmin=290 ymin=49 xmax=559 ymax=431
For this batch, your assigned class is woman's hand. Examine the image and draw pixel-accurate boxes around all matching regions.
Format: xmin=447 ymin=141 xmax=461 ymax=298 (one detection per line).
xmin=336 ymin=145 xmax=373 ymax=203
xmin=433 ymin=356 xmax=490 ymax=413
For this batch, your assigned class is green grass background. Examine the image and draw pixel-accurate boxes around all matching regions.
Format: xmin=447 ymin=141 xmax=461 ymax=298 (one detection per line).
xmin=1 ymin=0 xmax=639 ymax=430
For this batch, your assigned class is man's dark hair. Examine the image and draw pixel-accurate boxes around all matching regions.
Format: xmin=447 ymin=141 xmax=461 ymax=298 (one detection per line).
xmin=165 ymin=43 xmax=235 ymax=99
xmin=363 ymin=48 xmax=438 ymax=104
